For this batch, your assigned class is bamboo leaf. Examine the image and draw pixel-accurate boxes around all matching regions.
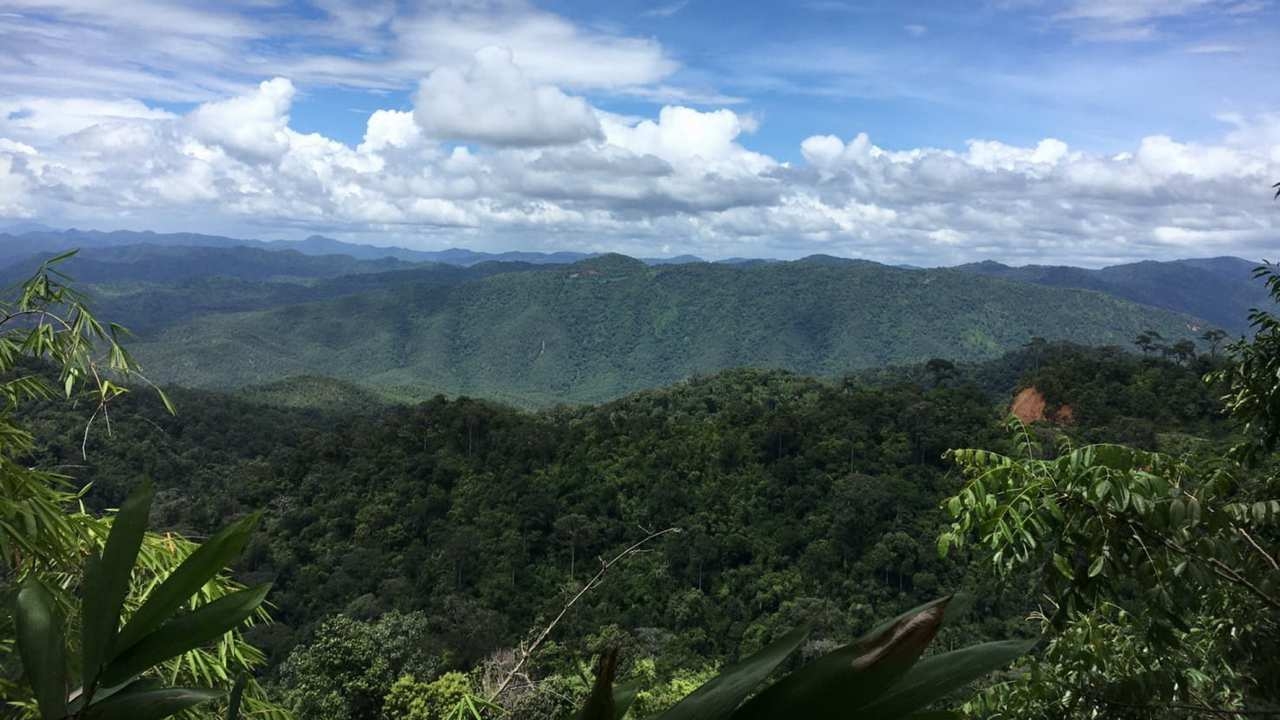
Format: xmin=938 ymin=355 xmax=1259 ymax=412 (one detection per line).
xmin=83 ymin=482 xmax=154 ymax=694
xmin=15 ymin=578 xmax=68 ymax=720
xmin=101 ymin=584 xmax=270 ymax=688
xmin=114 ymin=513 xmax=260 ymax=654
xmin=82 ymin=684 xmax=223 ymax=720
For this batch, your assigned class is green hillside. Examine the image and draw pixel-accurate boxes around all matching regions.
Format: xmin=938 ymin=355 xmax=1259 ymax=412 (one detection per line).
xmin=0 ymin=244 xmax=422 ymax=284
xmin=955 ymin=256 xmax=1268 ymax=333
xmin=132 ymin=254 xmax=1207 ymax=406
xmin=68 ymin=259 xmax=552 ymax=336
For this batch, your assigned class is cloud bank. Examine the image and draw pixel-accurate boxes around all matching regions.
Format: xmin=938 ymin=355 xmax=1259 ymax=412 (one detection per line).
xmin=1 ymin=46 xmax=1277 ymax=265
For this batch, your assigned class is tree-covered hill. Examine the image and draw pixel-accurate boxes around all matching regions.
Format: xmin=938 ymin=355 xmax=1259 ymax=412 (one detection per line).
xmin=39 ymin=255 xmax=554 ymax=336
xmin=0 ymin=244 xmax=420 ymax=285
xmin=130 ymin=254 xmax=1208 ymax=406
xmin=954 ymin=256 xmax=1268 ymax=334
xmin=15 ymin=345 xmax=1232 ymax=705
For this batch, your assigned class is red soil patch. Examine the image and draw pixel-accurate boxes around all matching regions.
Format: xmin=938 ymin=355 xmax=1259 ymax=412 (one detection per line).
xmin=1010 ymin=387 xmax=1074 ymax=425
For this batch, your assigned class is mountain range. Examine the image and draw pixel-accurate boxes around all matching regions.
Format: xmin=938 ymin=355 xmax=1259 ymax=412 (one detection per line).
xmin=0 ymin=228 xmax=1267 ymax=407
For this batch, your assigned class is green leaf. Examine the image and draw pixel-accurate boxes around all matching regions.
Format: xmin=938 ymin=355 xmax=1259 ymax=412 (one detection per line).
xmin=1094 ymin=479 xmax=1112 ymax=501
xmin=732 ymin=599 xmax=948 ymax=719
xmin=1052 ymin=553 xmax=1073 ymax=580
xmin=864 ymin=596 xmax=952 ymax=640
xmin=100 ymin=583 xmax=270 ymax=688
xmin=656 ymin=624 xmax=810 ymax=720
xmin=15 ymin=578 xmax=68 ymax=720
xmin=83 ymin=482 xmax=154 ymax=694
xmin=82 ymin=684 xmax=223 ymax=720
xmin=113 ymin=512 xmax=260 ymax=655
xmin=1087 ymin=555 xmax=1106 ymax=578
xmin=857 ymin=639 xmax=1035 ymax=719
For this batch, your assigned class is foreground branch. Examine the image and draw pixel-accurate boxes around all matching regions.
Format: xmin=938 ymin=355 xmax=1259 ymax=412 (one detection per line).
xmin=490 ymin=526 xmax=682 ymax=701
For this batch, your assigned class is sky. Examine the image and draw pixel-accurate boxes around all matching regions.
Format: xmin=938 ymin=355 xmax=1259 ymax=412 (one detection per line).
xmin=1 ymin=0 xmax=1278 ymax=265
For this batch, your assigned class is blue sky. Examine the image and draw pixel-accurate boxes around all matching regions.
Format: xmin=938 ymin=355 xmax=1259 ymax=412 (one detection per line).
xmin=1 ymin=0 xmax=1278 ymax=264
xmin=275 ymin=0 xmax=1280 ymax=155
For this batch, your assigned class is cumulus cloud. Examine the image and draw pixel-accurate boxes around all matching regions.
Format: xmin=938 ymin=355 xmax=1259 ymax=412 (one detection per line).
xmin=413 ymin=47 xmax=602 ymax=147
xmin=0 ymin=67 xmax=1277 ymax=266
xmin=185 ymin=78 xmax=296 ymax=161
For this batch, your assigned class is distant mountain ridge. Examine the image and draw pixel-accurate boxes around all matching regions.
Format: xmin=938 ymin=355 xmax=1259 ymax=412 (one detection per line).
xmin=0 ymin=229 xmax=606 ymax=267
xmin=130 ymin=253 xmax=1208 ymax=407
xmin=953 ymin=256 xmax=1268 ymax=333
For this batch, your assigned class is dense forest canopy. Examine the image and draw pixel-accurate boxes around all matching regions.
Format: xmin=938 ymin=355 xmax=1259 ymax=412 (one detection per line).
xmin=0 ymin=244 xmax=1276 ymax=720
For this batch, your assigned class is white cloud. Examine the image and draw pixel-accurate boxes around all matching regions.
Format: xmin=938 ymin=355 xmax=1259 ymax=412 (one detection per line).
xmin=358 ymin=110 xmax=421 ymax=154
xmin=0 ymin=0 xmax=683 ymax=106
xmin=2 ymin=68 xmax=1277 ymax=266
xmin=413 ymin=47 xmax=602 ymax=147
xmin=1046 ymin=0 xmax=1266 ymax=40
xmin=185 ymin=78 xmax=295 ymax=161
xmin=0 ymin=97 xmax=176 ymax=143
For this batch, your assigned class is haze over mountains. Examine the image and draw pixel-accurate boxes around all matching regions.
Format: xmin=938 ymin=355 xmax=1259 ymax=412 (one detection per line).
xmin=0 ymin=228 xmax=1263 ymax=407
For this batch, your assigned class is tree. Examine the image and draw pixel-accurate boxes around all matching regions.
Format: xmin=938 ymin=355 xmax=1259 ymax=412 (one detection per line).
xmin=1024 ymin=336 xmax=1047 ymax=371
xmin=1210 ymin=261 xmax=1280 ymax=463
xmin=275 ymin=612 xmax=438 ymax=720
xmin=1133 ymin=331 xmax=1157 ymax=355
xmin=940 ymin=261 xmax=1280 ymax=716
xmin=1170 ymin=338 xmax=1197 ymax=365
xmin=925 ymin=358 xmax=956 ymax=388
xmin=1201 ymin=328 xmax=1228 ymax=360
xmin=941 ymin=430 xmax=1279 ymax=716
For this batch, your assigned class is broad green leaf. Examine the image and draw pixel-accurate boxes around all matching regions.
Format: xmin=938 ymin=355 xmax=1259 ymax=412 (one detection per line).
xmin=857 ymin=639 xmax=1036 ymax=719
xmin=100 ymin=583 xmax=270 ymax=688
xmin=83 ymin=482 xmax=154 ymax=694
xmin=732 ymin=599 xmax=948 ymax=719
xmin=1088 ymin=555 xmax=1105 ymax=578
xmin=114 ymin=512 xmax=260 ymax=654
xmin=82 ymin=684 xmax=223 ymax=720
xmin=15 ymin=578 xmax=68 ymax=720
xmin=656 ymin=624 xmax=810 ymax=720
xmin=1052 ymin=553 xmax=1073 ymax=580
xmin=864 ymin=596 xmax=952 ymax=641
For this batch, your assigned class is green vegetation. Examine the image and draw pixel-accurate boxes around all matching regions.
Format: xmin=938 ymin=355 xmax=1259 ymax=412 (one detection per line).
xmin=129 ymin=254 xmax=1205 ymax=406
xmin=15 ymin=334 xmax=1250 ymax=717
xmin=13 ymin=481 xmax=268 ymax=720
xmin=0 ymin=253 xmax=282 ymax=719
xmin=956 ymin=256 xmax=1268 ymax=334
xmin=3 ymin=242 xmax=1277 ymax=718
xmin=570 ymin=596 xmax=1031 ymax=720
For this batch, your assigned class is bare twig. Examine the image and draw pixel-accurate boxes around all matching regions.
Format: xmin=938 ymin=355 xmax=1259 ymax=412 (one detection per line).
xmin=489 ymin=526 xmax=681 ymax=702
xmin=1237 ymin=527 xmax=1280 ymax=572
xmin=1127 ymin=521 xmax=1280 ymax=611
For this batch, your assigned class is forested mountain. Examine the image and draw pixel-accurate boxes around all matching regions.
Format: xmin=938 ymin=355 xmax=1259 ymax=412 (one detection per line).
xmin=128 ymin=253 xmax=1206 ymax=406
xmin=14 ymin=344 xmax=1241 ymax=716
xmin=20 ymin=250 xmax=552 ymax=336
xmin=955 ymin=256 xmax=1268 ymax=333
xmin=0 ymin=244 xmax=418 ymax=285
xmin=0 ymin=229 xmax=597 ymax=267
